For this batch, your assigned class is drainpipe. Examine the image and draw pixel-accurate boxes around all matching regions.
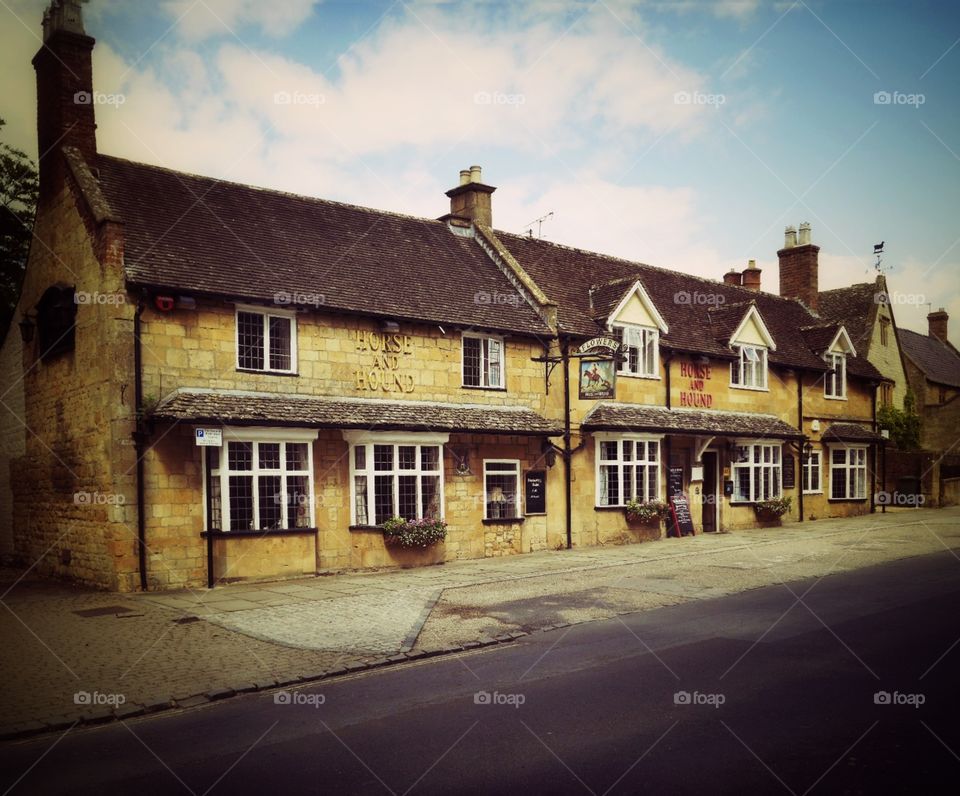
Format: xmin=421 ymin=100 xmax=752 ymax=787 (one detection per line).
xmin=133 ymin=298 xmax=148 ymax=591
xmin=664 ymin=350 xmax=672 ymax=503
xmin=562 ymin=339 xmax=572 ymax=550
xmin=871 ymin=383 xmax=878 ymax=514
xmin=797 ymin=370 xmax=804 ymax=524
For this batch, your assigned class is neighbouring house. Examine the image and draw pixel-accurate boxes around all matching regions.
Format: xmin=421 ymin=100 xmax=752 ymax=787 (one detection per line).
xmin=0 ymin=0 xmax=888 ymax=590
xmin=898 ymin=310 xmax=960 ymax=454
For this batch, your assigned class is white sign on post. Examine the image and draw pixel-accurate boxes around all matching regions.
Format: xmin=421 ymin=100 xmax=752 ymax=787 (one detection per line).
xmin=195 ymin=428 xmax=222 ymax=447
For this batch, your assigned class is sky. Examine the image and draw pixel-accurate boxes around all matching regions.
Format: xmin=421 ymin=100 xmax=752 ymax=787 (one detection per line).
xmin=1 ymin=0 xmax=958 ymax=341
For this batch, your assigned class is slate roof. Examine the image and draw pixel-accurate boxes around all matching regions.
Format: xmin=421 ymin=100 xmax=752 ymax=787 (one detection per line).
xmin=580 ymin=402 xmax=802 ymax=439
xmin=820 ymin=423 xmax=886 ymax=443
xmin=817 ymin=282 xmax=879 ymax=352
xmin=152 ymin=389 xmax=561 ymax=435
xmin=496 ymin=232 xmax=881 ymax=379
xmin=95 ymin=156 xmax=552 ymax=338
xmin=898 ymin=329 xmax=960 ymax=388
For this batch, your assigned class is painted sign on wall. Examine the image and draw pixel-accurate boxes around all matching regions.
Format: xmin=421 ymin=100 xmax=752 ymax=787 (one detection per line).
xmin=678 ymin=360 xmax=714 ymax=408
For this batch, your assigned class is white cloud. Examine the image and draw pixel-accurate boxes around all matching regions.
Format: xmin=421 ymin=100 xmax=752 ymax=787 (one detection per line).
xmin=160 ymin=0 xmax=321 ymax=40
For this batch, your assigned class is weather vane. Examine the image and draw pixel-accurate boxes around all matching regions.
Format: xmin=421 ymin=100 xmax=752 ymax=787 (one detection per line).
xmin=873 ymin=240 xmax=886 ymax=273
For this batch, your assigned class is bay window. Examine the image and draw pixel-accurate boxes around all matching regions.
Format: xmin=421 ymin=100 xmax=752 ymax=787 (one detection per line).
xmin=349 ymin=436 xmax=445 ymax=525
xmin=731 ymin=345 xmax=767 ymax=389
xmin=830 ymin=446 xmax=867 ymax=499
xmin=596 ymin=436 xmax=661 ymax=507
xmin=205 ymin=430 xmax=316 ymax=531
xmin=484 ymin=460 xmax=521 ymax=519
xmin=732 ymin=442 xmax=782 ymax=502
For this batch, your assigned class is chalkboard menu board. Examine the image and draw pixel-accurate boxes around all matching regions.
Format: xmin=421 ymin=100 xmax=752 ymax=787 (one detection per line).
xmin=782 ymin=453 xmax=795 ymax=490
xmin=524 ymin=470 xmax=546 ymax=515
xmin=669 ymin=495 xmax=695 ymax=537
xmin=668 ymin=466 xmax=685 ymax=498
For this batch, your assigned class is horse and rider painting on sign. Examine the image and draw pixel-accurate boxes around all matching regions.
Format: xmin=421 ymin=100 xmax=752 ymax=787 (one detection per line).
xmin=579 ymin=360 xmax=616 ymax=400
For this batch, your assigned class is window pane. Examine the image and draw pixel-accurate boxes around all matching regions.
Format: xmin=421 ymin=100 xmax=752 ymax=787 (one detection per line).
xmin=486 ymin=472 xmax=518 ymax=518
xmin=374 ymin=445 xmax=394 ymax=471
xmin=374 ymin=475 xmax=394 ymax=524
xmin=208 ymin=446 xmax=220 ymax=471
xmin=463 ymin=337 xmax=481 ymax=386
xmin=622 ymin=440 xmax=633 ymax=461
xmin=421 ymin=446 xmax=440 ymax=472
xmin=421 ymin=475 xmax=440 ymax=519
xmin=398 ymin=475 xmax=417 ymax=520
xmin=647 ymin=464 xmax=658 ymax=502
xmin=209 ymin=473 xmax=222 ymax=529
xmin=237 ymin=311 xmax=264 ymax=370
xmin=736 ymin=467 xmax=750 ymax=501
xmin=487 ymin=338 xmax=502 ymax=387
xmin=832 ymin=449 xmax=846 ymax=465
xmin=268 ymin=316 xmax=292 ymax=371
xmin=601 ymin=441 xmax=618 ymax=461
xmin=354 ymin=445 xmax=366 ymax=470
xmin=832 ymin=468 xmax=845 ymax=499
xmin=648 ymin=441 xmax=659 ymax=462
xmin=354 ymin=475 xmax=368 ymax=525
xmin=605 ymin=465 xmax=620 ymax=505
xmin=229 ymin=475 xmax=254 ymax=530
xmin=286 ymin=443 xmax=309 ymax=471
xmin=855 ymin=466 xmax=866 ymax=499
xmin=287 ymin=474 xmax=310 ymax=528
xmin=398 ymin=446 xmax=416 ymax=470
xmin=228 ymin=441 xmax=252 ymax=471
xmin=259 ymin=442 xmax=281 ymax=470
xmin=258 ymin=475 xmax=283 ymax=529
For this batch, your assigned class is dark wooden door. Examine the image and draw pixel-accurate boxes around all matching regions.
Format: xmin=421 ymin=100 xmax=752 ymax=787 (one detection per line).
xmin=702 ymin=452 xmax=718 ymax=533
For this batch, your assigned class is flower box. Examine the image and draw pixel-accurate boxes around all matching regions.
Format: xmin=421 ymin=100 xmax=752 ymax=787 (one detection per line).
xmin=381 ymin=516 xmax=447 ymax=549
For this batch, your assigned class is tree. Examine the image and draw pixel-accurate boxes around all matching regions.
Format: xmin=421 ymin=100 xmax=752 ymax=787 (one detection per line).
xmin=877 ymin=389 xmax=921 ymax=450
xmin=0 ymin=117 xmax=39 ymax=344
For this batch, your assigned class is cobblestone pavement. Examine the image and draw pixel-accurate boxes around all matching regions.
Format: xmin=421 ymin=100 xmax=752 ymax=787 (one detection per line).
xmin=1 ymin=507 xmax=957 ymax=739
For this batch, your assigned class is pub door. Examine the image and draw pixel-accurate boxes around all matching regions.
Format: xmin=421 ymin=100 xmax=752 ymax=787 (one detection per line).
xmin=702 ymin=451 xmax=718 ymax=533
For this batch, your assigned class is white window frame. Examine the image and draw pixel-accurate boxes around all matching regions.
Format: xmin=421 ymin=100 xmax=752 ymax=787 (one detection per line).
xmin=235 ymin=304 xmax=298 ymax=374
xmin=483 ymin=460 xmax=522 ymax=520
xmin=824 ymin=352 xmax=847 ymax=399
xmin=802 ymin=448 xmax=822 ymax=494
xmin=201 ymin=427 xmax=317 ymax=532
xmin=730 ymin=440 xmax=782 ymax=503
xmin=344 ymin=431 xmax=447 ymax=525
xmin=829 ymin=445 xmax=867 ymax=500
xmin=611 ymin=323 xmax=659 ymax=379
xmin=730 ymin=345 xmax=768 ymax=390
xmin=594 ymin=433 xmax=663 ymax=507
xmin=461 ymin=333 xmax=505 ymax=389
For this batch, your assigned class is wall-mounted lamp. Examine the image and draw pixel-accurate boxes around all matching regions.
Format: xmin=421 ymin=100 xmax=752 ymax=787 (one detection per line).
xmin=18 ymin=314 xmax=35 ymax=344
xmin=541 ymin=438 xmax=558 ymax=468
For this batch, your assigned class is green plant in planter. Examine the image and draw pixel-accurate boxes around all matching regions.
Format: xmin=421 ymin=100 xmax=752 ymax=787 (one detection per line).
xmin=381 ymin=516 xmax=447 ymax=548
xmin=624 ymin=499 xmax=669 ymax=523
xmin=753 ymin=496 xmax=792 ymax=519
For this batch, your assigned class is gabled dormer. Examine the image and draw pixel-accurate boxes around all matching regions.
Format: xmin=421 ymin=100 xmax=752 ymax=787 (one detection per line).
xmin=596 ymin=280 xmax=668 ymax=379
xmin=715 ymin=303 xmax=776 ymax=391
xmin=823 ymin=326 xmax=856 ymax=399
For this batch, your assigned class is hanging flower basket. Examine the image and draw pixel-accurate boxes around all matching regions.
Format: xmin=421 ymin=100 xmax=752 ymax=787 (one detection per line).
xmin=753 ymin=497 xmax=792 ymax=521
xmin=624 ymin=499 xmax=670 ymax=525
xmin=381 ymin=516 xmax=448 ymax=548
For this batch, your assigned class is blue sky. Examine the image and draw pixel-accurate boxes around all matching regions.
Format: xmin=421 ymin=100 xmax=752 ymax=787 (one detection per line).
xmin=2 ymin=0 xmax=958 ymax=338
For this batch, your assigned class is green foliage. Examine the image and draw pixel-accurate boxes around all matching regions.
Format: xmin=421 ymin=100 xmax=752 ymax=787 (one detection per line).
xmin=624 ymin=499 xmax=670 ymax=523
xmin=381 ymin=516 xmax=447 ymax=548
xmin=754 ymin=496 xmax=792 ymax=518
xmin=877 ymin=391 xmax=921 ymax=450
xmin=0 ymin=118 xmax=39 ymax=343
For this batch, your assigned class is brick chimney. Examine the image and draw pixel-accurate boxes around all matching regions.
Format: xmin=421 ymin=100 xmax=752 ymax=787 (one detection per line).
xmin=741 ymin=259 xmax=761 ymax=291
xmin=778 ymin=222 xmax=819 ymax=312
xmin=33 ymin=0 xmax=97 ymax=204
xmin=445 ymin=165 xmax=495 ymax=227
xmin=928 ymin=308 xmax=949 ymax=343
xmin=723 ymin=268 xmax=741 ymax=286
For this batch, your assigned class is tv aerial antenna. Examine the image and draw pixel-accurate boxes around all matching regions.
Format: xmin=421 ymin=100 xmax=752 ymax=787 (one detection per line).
xmin=523 ymin=211 xmax=554 ymax=239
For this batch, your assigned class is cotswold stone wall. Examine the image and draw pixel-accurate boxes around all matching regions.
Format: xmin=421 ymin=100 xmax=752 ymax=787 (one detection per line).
xmin=0 ymin=313 xmax=25 ymax=559
xmin=10 ymin=178 xmax=138 ymax=591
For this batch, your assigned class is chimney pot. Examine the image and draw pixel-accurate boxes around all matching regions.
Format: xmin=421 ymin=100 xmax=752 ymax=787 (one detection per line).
xmin=784 ymin=226 xmax=797 ymax=248
xmin=723 ymin=268 xmax=742 ymax=287
xmin=742 ymin=260 xmax=762 ymax=291
xmin=469 ymin=165 xmax=482 ymax=183
xmin=459 ymin=169 xmax=470 ymax=186
xmin=798 ymin=222 xmax=812 ymax=246
xmin=928 ymin=308 xmax=949 ymax=343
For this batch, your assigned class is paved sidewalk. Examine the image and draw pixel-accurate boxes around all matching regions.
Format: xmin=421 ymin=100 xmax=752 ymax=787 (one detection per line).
xmin=1 ymin=507 xmax=958 ymax=740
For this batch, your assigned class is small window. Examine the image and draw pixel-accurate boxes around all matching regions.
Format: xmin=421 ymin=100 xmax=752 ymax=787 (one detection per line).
xmin=484 ymin=461 xmax=521 ymax=519
xmin=880 ymin=383 xmax=893 ymax=406
xmin=825 ymin=353 xmax=846 ymax=399
xmin=36 ymin=285 xmax=77 ymax=360
xmin=830 ymin=446 xmax=867 ymax=500
xmin=802 ymin=449 xmax=822 ymax=494
xmin=236 ymin=307 xmax=296 ymax=373
xmin=462 ymin=334 xmax=504 ymax=388
xmin=731 ymin=345 xmax=767 ymax=389
xmin=880 ymin=318 xmax=890 ymax=346
xmin=611 ymin=324 xmax=658 ymax=377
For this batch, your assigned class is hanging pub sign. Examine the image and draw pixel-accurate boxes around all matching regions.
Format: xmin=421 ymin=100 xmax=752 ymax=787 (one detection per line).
xmin=579 ymin=360 xmax=616 ymax=399
xmin=577 ymin=336 xmax=620 ymax=355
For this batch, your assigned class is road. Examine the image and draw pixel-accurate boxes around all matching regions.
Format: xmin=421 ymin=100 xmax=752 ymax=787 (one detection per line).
xmin=2 ymin=551 xmax=958 ymax=794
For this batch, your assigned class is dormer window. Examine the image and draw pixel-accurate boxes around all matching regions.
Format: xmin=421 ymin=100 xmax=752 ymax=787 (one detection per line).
xmin=730 ymin=345 xmax=767 ymax=389
xmin=611 ymin=324 xmax=658 ymax=378
xmin=825 ymin=352 xmax=846 ymax=399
